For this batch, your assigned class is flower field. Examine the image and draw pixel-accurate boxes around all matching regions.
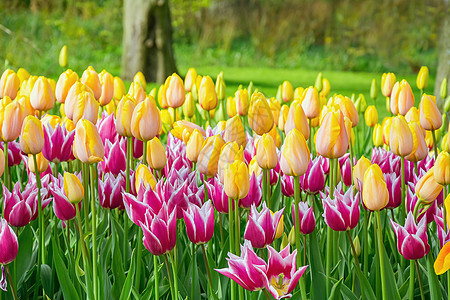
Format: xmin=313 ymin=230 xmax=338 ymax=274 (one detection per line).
xmin=0 ymin=54 xmax=449 ymax=300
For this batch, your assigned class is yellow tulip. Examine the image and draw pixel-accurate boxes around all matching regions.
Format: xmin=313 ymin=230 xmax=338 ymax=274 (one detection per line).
xmin=199 ymin=76 xmax=218 ymax=111
xmin=381 ymin=72 xmax=396 ymax=97
xmin=278 ymin=105 xmax=289 ymax=131
xmin=2 ymin=101 xmax=24 ymax=142
xmin=224 ymin=159 xmax=250 ymax=200
xmin=19 ymin=75 xmax=38 ymax=97
xmin=104 ymin=99 xmax=116 ymax=115
xmin=73 ymin=119 xmax=105 ymax=164
xmin=128 ymin=81 xmax=146 ymax=103
xmin=116 ymin=96 xmax=136 ymax=137
xmin=333 ymin=95 xmax=359 ymax=127
xmin=19 ymin=115 xmax=44 ymax=155
xmin=293 ymin=87 xmax=304 ymax=101
xmin=235 ymin=88 xmax=249 ymax=116
xmin=131 ymin=96 xmax=161 ymax=141
xmin=171 ymin=120 xmax=205 ymax=140
xmin=28 ymin=153 xmax=48 ymax=174
xmin=389 ymin=115 xmax=414 ymax=157
xmin=382 ymin=117 xmax=393 ymax=146
xmin=98 ymin=70 xmax=114 ymax=106
xmin=280 ymin=128 xmax=310 ymax=176
xmin=133 ymin=71 xmax=147 ymax=91
xmin=165 ymin=73 xmax=185 ymax=108
xmin=353 ymin=156 xmax=372 ymax=189
xmin=405 ymin=107 xmax=420 ymax=123
xmin=62 ymin=117 xmax=75 ymax=131
xmin=364 ymin=105 xmax=378 ymax=127
xmin=284 ymin=100 xmax=309 ymax=139
xmin=135 ymin=164 xmax=157 ymax=193
xmin=113 ymin=76 xmax=126 ymax=101
xmin=281 ymin=81 xmax=293 ymax=102
xmin=59 ymin=45 xmax=68 ymax=68
xmin=197 ymin=134 xmax=225 ymax=177
xmin=301 ymin=87 xmax=320 ymax=119
xmin=267 ymin=123 xmax=282 ymax=148
xmin=416 ymin=66 xmax=429 ymax=90
xmin=64 ymin=82 xmax=94 ymax=120
xmin=419 ymin=94 xmax=442 ymax=131
xmin=373 ymin=124 xmax=383 ymax=147
xmin=268 ymin=97 xmax=281 ymax=123
xmin=415 ymin=167 xmax=443 ymax=204
xmin=227 ymin=96 xmax=237 ymax=117
xmin=390 ymin=79 xmax=414 ymax=116
xmin=256 ymin=133 xmax=278 ymax=170
xmin=185 ymin=129 xmax=205 ymax=163
xmin=184 ymin=68 xmax=197 ymax=92
xmin=248 ymin=92 xmax=274 ymax=135
xmin=64 ymin=172 xmax=84 ymax=204
xmin=55 ymin=69 xmax=79 ymax=104
xmin=405 ymin=122 xmax=428 ymax=162
xmin=81 ymin=66 xmax=101 ymax=100
xmin=147 ymin=137 xmax=167 ymax=170
xmin=215 ymin=72 xmax=226 ymax=101
xmin=321 ymin=78 xmax=331 ymax=98
xmin=434 ymin=151 xmax=450 ymax=185
xmin=218 ymin=142 xmax=244 ymax=183
xmin=248 ymin=156 xmax=262 ymax=177
xmin=316 ymin=108 xmax=349 ymax=159
xmin=72 ymin=91 xmax=99 ymax=125
xmin=0 ymin=69 xmax=20 ymax=100
xmin=17 ymin=68 xmax=30 ymax=84
xmin=183 ymin=92 xmax=195 ymax=118
xmin=30 ymin=76 xmax=55 ymax=112
xmin=370 ymin=78 xmax=378 ymax=100
xmin=362 ymin=164 xmax=389 ymax=211
xmin=434 ymin=240 xmax=450 ymax=275
xmin=223 ymin=115 xmax=247 ymax=148
xmin=41 ymin=114 xmax=61 ymax=129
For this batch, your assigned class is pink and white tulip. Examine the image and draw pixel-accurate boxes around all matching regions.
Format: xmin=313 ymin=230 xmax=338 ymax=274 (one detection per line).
xmin=244 ymin=203 xmax=284 ymax=248
xmin=183 ymin=200 xmax=215 ymax=245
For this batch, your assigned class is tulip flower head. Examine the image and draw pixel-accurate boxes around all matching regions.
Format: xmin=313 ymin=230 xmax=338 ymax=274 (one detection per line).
xmin=292 ymin=201 xmax=315 ymax=235
xmin=0 ymin=69 xmax=20 ymax=100
xmin=390 ymin=79 xmax=414 ymax=116
xmin=362 ymin=164 xmax=389 ymax=211
xmin=301 ymin=86 xmax=320 ymax=119
xmin=147 ymin=137 xmax=167 ymax=170
xmin=415 ymin=167 xmax=444 ymax=204
xmin=280 ymin=128 xmax=310 ymax=177
xmin=416 ymin=66 xmax=429 ymax=91
xmin=256 ymin=134 xmax=278 ymax=170
xmin=434 ymin=151 xmax=450 ymax=185
xmin=197 ymin=134 xmax=225 ymax=177
xmin=20 ymin=115 xmax=44 ymax=155
xmin=81 ymin=66 xmax=101 ymax=100
xmin=2 ymin=100 xmax=24 ymax=142
xmin=98 ymin=70 xmax=114 ymax=106
xmin=199 ymin=76 xmax=218 ymax=111
xmin=135 ymin=164 xmax=157 ymax=193
xmin=116 ymin=96 xmax=136 ymax=137
xmin=405 ymin=121 xmax=428 ymax=162
xmin=284 ymin=100 xmax=309 ymax=139
xmin=419 ymin=94 xmax=442 ymax=131
xmin=248 ymin=92 xmax=274 ymax=135
xmin=381 ymin=73 xmax=396 ymax=97
xmin=183 ymin=200 xmax=215 ymax=245
xmin=165 ymin=73 xmax=185 ymax=108
xmin=244 ymin=203 xmax=284 ymax=248
xmin=353 ymin=156 xmax=371 ymax=189
xmin=364 ymin=105 xmax=378 ymax=127
xmin=435 ymin=241 xmax=450 ymax=275
xmin=184 ymin=129 xmax=205 ymax=163
xmin=0 ymin=218 xmax=19 ymax=265
xmin=73 ymin=119 xmax=105 ymax=164
xmin=131 ymin=96 xmax=161 ymax=141
xmin=223 ymin=115 xmax=246 ymax=148
xmin=316 ymin=108 xmax=349 ymax=159
xmin=389 ymin=115 xmax=414 ymax=157
xmin=281 ymin=81 xmax=293 ymax=102
xmin=224 ymin=159 xmax=250 ymax=200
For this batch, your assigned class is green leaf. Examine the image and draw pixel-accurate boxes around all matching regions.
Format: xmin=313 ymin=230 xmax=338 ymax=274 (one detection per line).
xmin=353 ymin=260 xmax=376 ymax=300
xmin=40 ymin=264 xmax=53 ymax=297
xmin=328 ymin=277 xmax=343 ymax=300
xmin=52 ymin=238 xmax=80 ymax=300
xmin=119 ymin=249 xmax=136 ymax=300
xmin=309 ymin=231 xmax=327 ymax=300
xmin=426 ymin=253 xmax=443 ymax=300
xmin=380 ymin=244 xmax=401 ymax=300
xmin=270 ymin=179 xmax=282 ymax=212
xmin=15 ymin=226 xmax=36 ymax=287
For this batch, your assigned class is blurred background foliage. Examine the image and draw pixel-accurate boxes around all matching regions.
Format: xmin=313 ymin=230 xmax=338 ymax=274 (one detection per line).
xmin=0 ymin=0 xmax=446 ymax=79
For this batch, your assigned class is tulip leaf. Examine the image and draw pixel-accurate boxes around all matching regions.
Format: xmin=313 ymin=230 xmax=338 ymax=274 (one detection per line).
xmin=426 ymin=253 xmax=443 ymax=300
xmin=15 ymin=225 xmax=36 ymax=287
xmin=119 ymin=249 xmax=136 ymax=300
xmin=111 ymin=225 xmax=126 ymax=298
xmin=270 ymin=179 xmax=282 ymax=212
xmin=52 ymin=237 xmax=80 ymax=300
xmin=328 ymin=277 xmax=343 ymax=300
xmin=380 ymin=242 xmax=401 ymax=300
xmin=352 ymin=260 xmax=376 ymax=300
xmin=40 ymin=264 xmax=53 ymax=297
xmin=308 ymin=231 xmax=327 ymax=300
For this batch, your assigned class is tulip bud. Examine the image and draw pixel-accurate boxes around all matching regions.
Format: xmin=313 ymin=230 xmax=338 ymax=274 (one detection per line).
xmin=28 ymin=153 xmax=49 ymax=174
xmin=235 ymin=88 xmax=249 ymax=116
xmin=381 ymin=73 xmax=396 ymax=97
xmin=248 ymin=92 xmax=274 ymax=135
xmin=128 ymin=81 xmax=146 ymax=103
xmin=333 ymin=95 xmax=359 ymax=127
xmin=133 ymin=71 xmax=147 ymax=91
xmin=72 ymin=90 xmax=100 ymax=125
xmin=30 ymin=76 xmax=55 ymax=112
xmin=19 ymin=75 xmax=37 ymax=97
xmin=415 ymin=167 xmax=443 ymax=204
xmin=370 ymin=78 xmax=378 ymax=100
xmin=288 ymin=226 xmax=295 ymax=245
xmin=98 ymin=70 xmax=114 ymax=106
xmin=280 ymin=128 xmax=310 ymax=176
xmin=416 ymin=66 xmax=429 ymax=91
xmin=353 ymin=156 xmax=371 ymax=189
xmin=419 ymin=94 xmax=442 ymax=131
xmin=441 ymin=78 xmax=448 ymax=99
xmin=256 ymin=134 xmax=278 ymax=170
xmin=434 ymin=151 xmax=450 ymax=185
xmin=116 ymin=96 xmax=136 ymax=137
xmin=316 ymin=108 xmax=349 ymax=158
xmin=276 ymin=85 xmax=282 ymax=102
xmin=224 ymin=159 xmax=250 ymax=200
xmin=165 ymin=73 xmax=185 ymax=108
xmin=390 ymin=115 xmax=414 ymax=157
xmin=215 ymin=72 xmax=226 ymax=101
xmin=17 ymin=68 xmax=30 ymax=84
xmin=364 ymin=105 xmax=378 ymax=127
xmin=218 ymin=142 xmax=244 ymax=183
xmin=223 ymin=115 xmax=246 ymax=148
xmin=81 ymin=66 xmax=101 ymax=100
xmin=362 ymin=164 xmax=389 ymax=211
xmin=199 ymin=76 xmax=218 ymax=111
xmin=197 ymin=134 xmax=225 ymax=177
xmin=280 ymin=233 xmax=289 ymax=250
xmin=73 ymin=119 xmax=105 ymax=164
xmin=268 ymin=97 xmax=281 ymax=123
xmin=445 ymin=96 xmax=450 ymax=114
xmin=2 ymin=101 xmax=24 ymax=142
xmin=278 ymin=105 xmax=289 ymax=131
xmin=405 ymin=107 xmax=420 ymax=123
xmin=184 ymin=68 xmax=197 ymax=92
xmin=275 ymin=214 xmax=284 ymax=239
xmin=182 ymin=92 xmax=195 ymax=118
xmin=59 ymin=45 xmax=68 ymax=68
xmin=131 ymin=96 xmax=161 ymax=141
xmin=390 ymin=79 xmax=415 ymax=116
xmin=352 ymin=236 xmax=361 ymax=257
xmin=314 ymin=73 xmax=323 ymax=92
xmin=147 ymin=137 xmax=167 ymax=170
xmin=405 ymin=122 xmax=428 ymax=163
xmin=293 ymin=87 xmax=304 ymax=101
xmin=0 ymin=69 xmax=20 ymax=99
xmin=20 ymin=115 xmax=44 ymax=155
xmin=65 ymin=82 xmax=94 ymax=120
xmin=185 ymin=129 xmax=204 ymax=163
xmin=301 ymin=87 xmax=320 ymax=119
xmin=114 ymin=76 xmax=126 ymax=100
xmin=321 ymin=78 xmax=331 ymax=98
xmin=282 ymin=81 xmax=294 ymax=102
xmin=55 ymin=69 xmax=79 ymax=104
xmin=63 ymin=172 xmax=84 ymax=204
xmin=0 ymin=218 xmax=19 ymax=265
xmin=135 ymin=164 xmax=157 ymax=193
xmin=373 ymin=123 xmax=383 ymax=147
xmin=227 ymin=96 xmax=237 ymax=117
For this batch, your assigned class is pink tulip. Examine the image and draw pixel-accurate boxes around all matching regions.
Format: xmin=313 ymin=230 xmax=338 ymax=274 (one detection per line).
xmin=0 ymin=141 xmax=22 ymax=167
xmin=204 ymin=177 xmax=234 ymax=214
xmin=292 ymin=201 xmax=315 ymax=235
xmin=391 ymin=211 xmax=430 ymax=260
xmin=281 ymin=174 xmax=294 ymax=197
xmin=265 ymin=245 xmax=308 ymax=299
xmin=49 ymin=174 xmax=81 ymax=221
xmin=123 ymin=183 xmax=163 ymax=226
xmin=97 ymin=112 xmax=118 ymax=143
xmin=183 ymin=200 xmax=215 ymax=244
xmin=244 ymin=203 xmax=284 ymax=248
xmin=132 ymin=136 xmax=143 ymax=159
xmin=100 ymin=139 xmax=126 ymax=176
xmin=216 ymin=241 xmax=268 ymax=291
xmin=300 ymin=156 xmax=326 ymax=194
xmin=139 ymin=206 xmax=177 ymax=256
xmin=406 ymin=183 xmax=437 ymax=224
xmin=99 ymin=173 xmax=126 ymax=210
xmin=321 ymin=183 xmax=360 ymax=231
xmin=0 ymin=218 xmax=18 ymax=265
xmin=339 ymin=154 xmax=353 ymax=187
xmin=435 ymin=209 xmax=450 ymax=249
xmin=42 ymin=123 xmax=75 ymax=163
xmin=384 ymin=172 xmax=401 ymax=209
xmin=240 ymin=173 xmax=262 ymax=208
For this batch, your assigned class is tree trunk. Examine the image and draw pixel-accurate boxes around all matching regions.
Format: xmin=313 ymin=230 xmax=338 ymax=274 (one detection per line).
xmin=121 ymin=0 xmax=178 ymax=83
xmin=434 ymin=1 xmax=449 ymax=109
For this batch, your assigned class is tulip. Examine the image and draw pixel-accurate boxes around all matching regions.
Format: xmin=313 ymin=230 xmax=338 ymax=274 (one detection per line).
xmin=384 ymin=172 xmax=402 ymax=209
xmin=282 ymin=81 xmax=294 ymax=102
xmin=321 ymin=183 xmax=360 ymax=231
xmin=278 ymin=105 xmax=289 ymax=131
xmin=405 ymin=122 xmax=428 ymax=162
xmin=114 ymin=76 xmax=126 ymax=100
xmin=183 ymin=92 xmax=195 ymax=118
xmin=292 ymin=201 xmax=315 ymax=234
xmin=99 ymin=139 xmax=126 ymax=175
xmin=435 ymin=240 xmax=450 ymax=275
xmin=244 ymin=203 xmax=284 ymax=248
xmin=183 ymin=200 xmax=215 ymax=245
xmin=248 ymin=92 xmax=274 ymax=135
xmin=0 ymin=69 xmax=20 ymax=100
xmin=362 ymin=164 xmax=389 ymax=211
xmin=165 ymin=73 xmax=185 ymax=108
xmin=2 ymin=101 xmax=24 ymax=142
xmin=413 ymin=167 xmax=443 ymax=204
xmin=280 ymin=128 xmax=310 ymax=176
xmin=131 ymin=96 xmax=161 ymax=141
xmin=316 ymin=108 xmax=348 ymax=158
xmin=224 ymin=159 xmax=250 ymax=200
xmin=226 ymin=96 xmax=237 ymax=117
xmin=364 ymin=105 xmax=378 ymax=127
xmin=416 ymin=66 xmax=429 ymax=91
xmin=133 ymin=71 xmax=146 ymax=91
xmin=256 ymin=134 xmax=278 ymax=170
xmin=42 ymin=123 xmax=75 ymax=163
xmin=64 ymin=82 xmax=94 ymax=120
xmin=321 ymin=78 xmax=331 ymax=98
xmin=218 ymin=142 xmax=243 ymax=183
xmin=55 ymin=69 xmax=79 ymax=104
xmin=81 ymin=66 xmax=101 ymax=100
xmin=72 ymin=90 xmax=99 ymax=125
xmin=139 ymin=206 xmax=177 ymax=256
xmin=381 ymin=73 xmax=396 ymax=97
xmin=301 ymin=86 xmax=320 ymax=119
xmin=199 ymin=76 xmax=218 ymax=111
xmin=184 ymin=129 xmax=204 ymax=163
xmin=223 ymin=115 xmax=246 ymax=147
xmin=434 ymin=151 xmax=450 ymax=185
xmin=353 ymin=156 xmax=371 ymax=189
xmin=98 ymin=70 xmax=114 ymax=106
xmin=99 ymin=173 xmax=126 ymax=210
xmin=373 ymin=123 xmax=383 ymax=147
xmin=370 ymin=78 xmax=378 ymax=100
xmin=116 ymin=96 xmax=136 ymax=137
xmin=30 ymin=76 xmax=55 ymax=112
xmin=135 ymin=164 xmax=157 ymax=193
xmin=197 ymin=134 xmax=225 ymax=177
xmin=299 ymin=156 xmax=326 ymax=194
xmin=405 ymin=107 xmax=420 ymax=123
xmin=147 ymin=137 xmax=167 ymax=170
xmin=333 ymin=95 xmax=359 ymax=127
xmin=293 ymin=87 xmax=304 ymax=100
xmin=19 ymin=115 xmax=44 ymax=155
xmin=390 ymin=79 xmax=415 ymax=116
xmin=340 ymin=155 xmax=352 ymax=187
xmin=389 ymin=115 xmax=413 ymax=157
xmin=204 ymin=178 xmax=232 ymax=214
xmin=419 ymin=94 xmax=442 ymax=131
xmin=284 ymin=100 xmax=309 ymax=139
xmin=28 ymin=153 xmax=49 ymax=174
xmin=239 ymin=173 xmax=263 ymax=208
xmin=16 ymin=68 xmax=30 ymax=84
xmin=391 ymin=212 xmax=429 ymax=260
xmin=73 ymin=119 xmax=105 ymax=164
xmin=215 ymin=72 xmax=225 ymax=101
xmin=0 ymin=218 xmax=19 ymax=265
xmin=184 ymin=68 xmax=197 ymax=92
xmin=171 ymin=120 xmax=205 ymax=141
xmin=268 ymin=97 xmax=281 ymax=123
xmin=60 ymin=172 xmax=84 ymax=204
xmin=382 ymin=117 xmax=393 ymax=146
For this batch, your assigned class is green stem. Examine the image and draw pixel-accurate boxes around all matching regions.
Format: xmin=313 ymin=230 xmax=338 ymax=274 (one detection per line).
xmin=401 ymin=156 xmax=406 ymax=220
xmin=163 ymin=255 xmax=175 ymax=300
xmin=308 ymin=118 xmax=312 ymax=152
xmin=170 ymin=252 xmax=178 ymax=300
xmin=154 ymin=255 xmax=159 ymax=299
xmin=363 ymin=210 xmax=369 ymax=277
xmin=142 ymin=140 xmax=148 ymax=165
xmin=124 ymin=137 xmax=132 ymax=260
xmin=218 ymin=213 xmax=224 ymax=247
xmin=191 ymin=244 xmax=196 ymax=300
xmin=346 ymin=231 xmax=362 ymax=273
xmin=82 ymin=164 xmax=90 ymax=234
xmin=235 ymin=199 xmax=240 ymax=255
xmin=75 ymin=205 xmax=93 ymax=299
xmin=326 ymin=159 xmax=335 ymax=296
xmin=135 ymin=230 xmax=143 ymax=292
xmin=89 ymin=164 xmax=98 ymax=300
xmin=263 ymin=169 xmax=269 ymax=208
xmin=201 ymin=244 xmax=217 ymax=300
xmin=3 ymin=141 xmax=10 ymax=191
xmin=294 ymin=176 xmax=306 ymax=300
xmin=415 ymin=260 xmax=425 ymax=300
xmin=33 ymin=153 xmax=45 ymax=295
xmin=409 ymin=260 xmax=415 ymax=300
xmin=375 ymin=210 xmax=387 ymax=300
xmin=431 ymin=130 xmax=438 ymax=160
xmin=173 ymin=107 xmax=177 ymax=126
xmin=5 ymin=265 xmax=18 ymax=300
